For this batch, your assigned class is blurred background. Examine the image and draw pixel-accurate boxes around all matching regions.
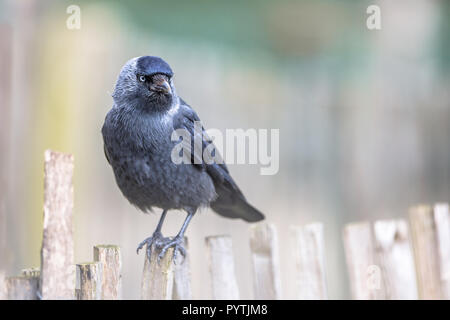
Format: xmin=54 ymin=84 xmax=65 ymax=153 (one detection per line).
xmin=0 ymin=0 xmax=449 ymax=299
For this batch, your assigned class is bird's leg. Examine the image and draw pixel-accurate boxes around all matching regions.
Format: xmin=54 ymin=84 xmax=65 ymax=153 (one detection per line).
xmin=136 ymin=209 xmax=168 ymax=256
xmin=158 ymin=210 xmax=195 ymax=263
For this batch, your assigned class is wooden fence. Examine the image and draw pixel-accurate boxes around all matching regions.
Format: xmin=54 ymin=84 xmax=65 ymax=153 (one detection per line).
xmin=0 ymin=150 xmax=449 ymax=300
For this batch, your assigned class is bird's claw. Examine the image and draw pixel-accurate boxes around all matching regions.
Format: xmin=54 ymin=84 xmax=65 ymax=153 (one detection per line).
xmin=157 ymin=236 xmax=186 ymax=264
xmin=137 ymin=233 xmax=187 ymax=264
xmin=136 ymin=231 xmax=165 ymax=256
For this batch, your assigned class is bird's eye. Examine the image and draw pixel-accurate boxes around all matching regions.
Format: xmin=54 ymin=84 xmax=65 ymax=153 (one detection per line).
xmin=139 ymin=75 xmax=146 ymax=83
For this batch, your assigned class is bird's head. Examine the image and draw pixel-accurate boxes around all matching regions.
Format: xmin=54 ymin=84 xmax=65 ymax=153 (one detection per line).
xmin=112 ymin=56 xmax=176 ymax=112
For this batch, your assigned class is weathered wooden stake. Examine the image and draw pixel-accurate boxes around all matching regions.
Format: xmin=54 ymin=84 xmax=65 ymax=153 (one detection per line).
xmin=206 ymin=235 xmax=239 ymax=299
xmin=94 ymin=245 xmax=122 ymax=300
xmin=409 ymin=205 xmax=442 ymax=299
xmin=172 ymin=237 xmax=192 ymax=300
xmin=76 ymin=262 xmax=102 ymax=300
xmin=343 ymin=222 xmax=383 ymax=299
xmin=373 ymin=219 xmax=418 ymax=299
xmin=40 ymin=150 xmax=75 ymax=299
xmin=291 ymin=223 xmax=328 ymax=299
xmin=0 ymin=271 xmax=6 ymax=300
xmin=249 ymin=223 xmax=282 ymax=299
xmin=434 ymin=203 xmax=450 ymax=299
xmin=141 ymin=245 xmax=175 ymax=300
xmin=6 ymin=275 xmax=39 ymax=300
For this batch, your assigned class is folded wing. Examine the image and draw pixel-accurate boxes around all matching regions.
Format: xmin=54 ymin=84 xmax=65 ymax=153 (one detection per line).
xmin=172 ymin=99 xmax=265 ymax=222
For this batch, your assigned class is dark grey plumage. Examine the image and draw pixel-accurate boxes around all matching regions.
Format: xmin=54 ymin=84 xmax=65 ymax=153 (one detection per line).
xmin=102 ymin=56 xmax=264 ymax=260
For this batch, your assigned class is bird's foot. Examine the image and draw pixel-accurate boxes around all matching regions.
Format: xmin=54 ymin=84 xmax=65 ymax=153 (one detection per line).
xmin=136 ymin=231 xmax=168 ymax=257
xmin=157 ymin=235 xmax=186 ymax=264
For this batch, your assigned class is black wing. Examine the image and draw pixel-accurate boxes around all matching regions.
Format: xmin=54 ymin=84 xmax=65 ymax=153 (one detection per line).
xmin=172 ymin=99 xmax=264 ymax=222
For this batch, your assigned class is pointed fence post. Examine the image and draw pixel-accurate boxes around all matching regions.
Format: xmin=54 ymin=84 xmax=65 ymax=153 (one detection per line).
xmin=94 ymin=245 xmax=122 ymax=300
xmin=172 ymin=237 xmax=192 ymax=300
xmin=6 ymin=274 xmax=39 ymax=300
xmin=433 ymin=203 xmax=450 ymax=299
xmin=373 ymin=219 xmax=418 ymax=299
xmin=409 ymin=205 xmax=442 ymax=299
xmin=141 ymin=245 xmax=175 ymax=300
xmin=0 ymin=271 xmax=6 ymax=300
xmin=291 ymin=223 xmax=328 ymax=299
xmin=76 ymin=262 xmax=102 ymax=300
xmin=343 ymin=222 xmax=384 ymax=299
xmin=206 ymin=235 xmax=239 ymax=299
xmin=40 ymin=150 xmax=75 ymax=299
xmin=249 ymin=223 xmax=282 ymax=299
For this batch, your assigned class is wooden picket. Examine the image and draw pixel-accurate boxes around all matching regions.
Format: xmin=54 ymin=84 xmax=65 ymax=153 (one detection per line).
xmin=0 ymin=150 xmax=449 ymax=300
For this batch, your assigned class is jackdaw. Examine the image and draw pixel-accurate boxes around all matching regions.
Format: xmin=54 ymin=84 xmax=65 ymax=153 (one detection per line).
xmin=102 ymin=56 xmax=264 ymax=261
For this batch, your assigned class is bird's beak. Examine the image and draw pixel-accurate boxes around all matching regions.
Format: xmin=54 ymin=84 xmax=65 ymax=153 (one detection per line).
xmin=151 ymin=79 xmax=172 ymax=95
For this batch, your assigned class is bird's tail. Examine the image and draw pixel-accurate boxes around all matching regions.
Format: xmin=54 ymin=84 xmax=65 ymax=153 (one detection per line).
xmin=211 ymin=196 xmax=265 ymax=222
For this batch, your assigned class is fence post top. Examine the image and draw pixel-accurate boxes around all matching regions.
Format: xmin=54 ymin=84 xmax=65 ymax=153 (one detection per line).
xmin=44 ymin=149 xmax=74 ymax=162
xmin=94 ymin=244 xmax=121 ymax=250
xmin=205 ymin=235 xmax=232 ymax=241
